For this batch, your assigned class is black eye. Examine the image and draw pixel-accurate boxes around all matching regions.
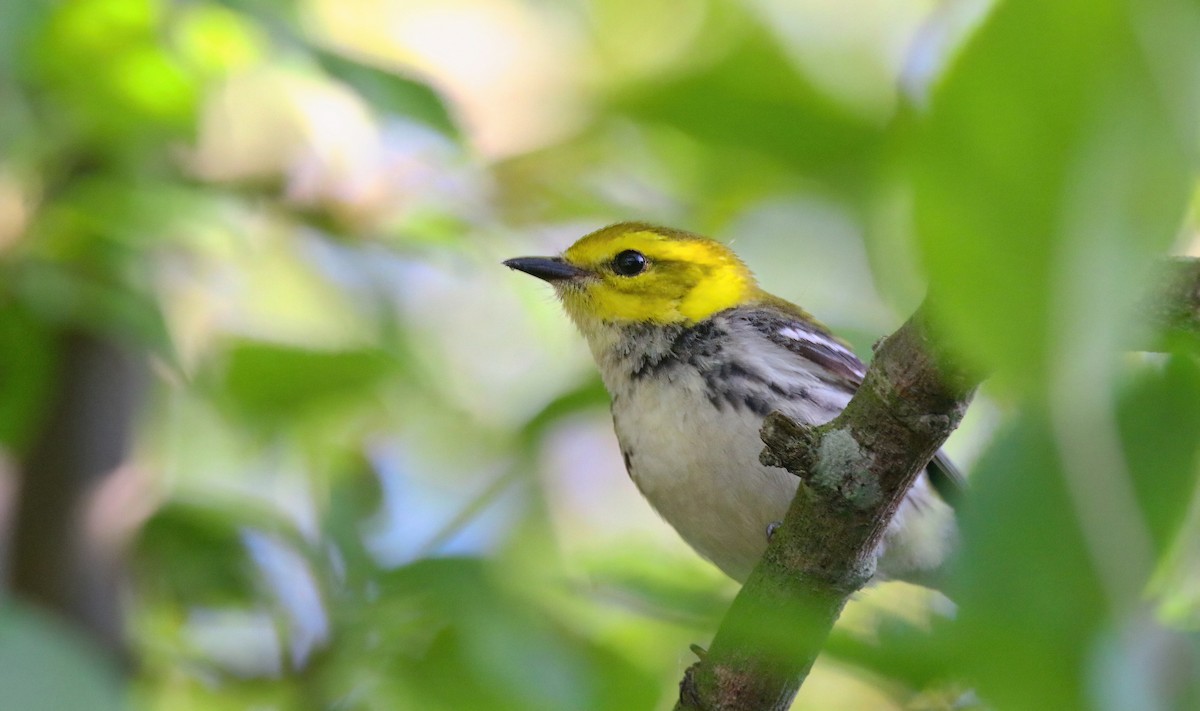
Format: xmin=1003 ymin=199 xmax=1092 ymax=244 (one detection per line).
xmin=612 ymin=250 xmax=647 ymax=276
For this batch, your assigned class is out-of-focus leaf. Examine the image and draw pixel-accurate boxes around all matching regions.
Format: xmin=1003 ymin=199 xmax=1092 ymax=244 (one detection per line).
xmin=0 ymin=0 xmax=53 ymax=77
xmin=214 ymin=341 xmax=395 ymax=424
xmin=0 ymin=305 xmax=58 ymax=450
xmin=10 ymin=260 xmax=170 ymax=355
xmin=35 ymin=177 xmax=218 ymax=254
xmin=579 ymin=546 xmax=730 ymax=629
xmin=328 ymin=449 xmax=385 ymax=522
xmin=320 ymin=449 xmax=385 ymax=588
xmin=1118 ymin=355 xmax=1200 ymax=554
xmin=210 ymin=0 xmax=299 ymax=25
xmin=612 ymin=23 xmax=883 ymax=189
xmin=948 ymin=415 xmax=1107 ymax=711
xmin=135 ymin=496 xmax=322 ymax=613
xmin=349 ymin=558 xmax=660 ymax=711
xmin=139 ymin=676 xmax=303 ymax=711
xmin=133 ymin=501 xmax=260 ymax=605
xmin=317 ymin=50 xmax=459 ymax=138
xmin=13 ymin=179 xmax=217 ymax=356
xmin=822 ymin=616 xmax=955 ymax=694
xmin=518 ymin=376 xmax=609 ymax=448
xmin=33 ymin=0 xmax=199 ymax=143
xmin=0 ymin=602 xmax=125 ymax=711
xmin=911 ymin=0 xmax=1199 ymax=393
xmin=404 ymin=624 xmax=657 ymax=711
xmin=173 ymin=3 xmax=265 ymax=77
xmin=208 ymin=0 xmax=460 ymax=139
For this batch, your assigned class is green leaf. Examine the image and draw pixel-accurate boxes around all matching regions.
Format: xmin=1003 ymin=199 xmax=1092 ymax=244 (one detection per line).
xmin=11 ymin=177 xmax=204 ymax=354
xmin=317 ymin=50 xmax=459 ymax=138
xmin=215 ymin=341 xmax=396 ymax=425
xmin=208 ymin=2 xmax=462 ymax=138
xmin=1118 ymin=355 xmax=1200 ymax=554
xmin=0 ymin=602 xmax=126 ymax=711
xmin=518 ymin=376 xmax=609 ymax=448
xmin=0 ymin=0 xmax=53 ymax=78
xmin=209 ymin=0 xmax=299 ymax=26
xmin=0 ymin=305 xmax=58 ymax=450
xmin=33 ymin=0 xmax=200 ymax=143
xmin=949 ymin=414 xmax=1107 ymax=711
xmin=912 ymin=0 xmax=1199 ymax=394
xmin=822 ymin=616 xmax=955 ymax=693
xmin=320 ymin=450 xmax=385 ymax=588
xmin=579 ymin=546 xmax=730 ymax=629
xmin=359 ymin=558 xmax=660 ymax=711
xmin=9 ymin=260 xmax=171 ymax=355
xmin=133 ymin=501 xmax=260 ymax=605
xmin=612 ymin=23 xmax=883 ymax=188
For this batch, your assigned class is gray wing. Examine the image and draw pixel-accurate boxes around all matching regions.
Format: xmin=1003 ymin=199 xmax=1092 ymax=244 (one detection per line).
xmin=743 ymin=305 xmax=967 ymax=508
xmin=740 ymin=307 xmax=866 ymax=390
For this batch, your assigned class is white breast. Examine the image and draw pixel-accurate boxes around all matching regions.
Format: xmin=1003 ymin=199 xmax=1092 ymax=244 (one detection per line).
xmin=591 ymin=316 xmax=956 ymax=585
xmin=609 ymin=367 xmax=822 ymax=582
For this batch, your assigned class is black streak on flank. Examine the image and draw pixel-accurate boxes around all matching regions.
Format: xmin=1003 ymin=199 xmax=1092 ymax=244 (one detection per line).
xmin=741 ymin=394 xmax=773 ymax=417
xmin=621 ymin=448 xmax=634 ymax=477
xmin=627 ymin=321 xmax=728 ymax=381
xmin=717 ymin=360 xmax=767 ymax=385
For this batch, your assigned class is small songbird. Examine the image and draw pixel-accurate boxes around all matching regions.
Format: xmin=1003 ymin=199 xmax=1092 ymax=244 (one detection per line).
xmin=505 ymin=223 xmax=961 ymax=585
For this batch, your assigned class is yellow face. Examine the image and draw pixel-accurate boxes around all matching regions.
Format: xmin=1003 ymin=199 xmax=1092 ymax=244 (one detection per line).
xmin=515 ymin=223 xmax=758 ymax=325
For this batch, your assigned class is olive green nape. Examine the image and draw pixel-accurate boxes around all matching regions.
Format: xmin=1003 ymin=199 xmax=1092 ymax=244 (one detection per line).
xmin=585 ymin=221 xmax=712 ymax=242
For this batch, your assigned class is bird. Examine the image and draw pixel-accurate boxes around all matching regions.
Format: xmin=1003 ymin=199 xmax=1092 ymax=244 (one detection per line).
xmin=504 ymin=222 xmax=961 ymax=586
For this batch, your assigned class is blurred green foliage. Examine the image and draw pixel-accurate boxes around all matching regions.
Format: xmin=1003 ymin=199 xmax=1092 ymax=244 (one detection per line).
xmin=1 ymin=0 xmax=1199 ymax=709
xmin=0 ymin=602 xmax=126 ymax=711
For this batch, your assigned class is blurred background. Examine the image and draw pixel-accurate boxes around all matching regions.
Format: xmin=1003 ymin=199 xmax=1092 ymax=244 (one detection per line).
xmin=1 ymin=0 xmax=1199 ymax=709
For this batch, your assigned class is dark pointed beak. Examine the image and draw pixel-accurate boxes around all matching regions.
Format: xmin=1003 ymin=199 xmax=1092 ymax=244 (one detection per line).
xmin=503 ymin=256 xmax=589 ymax=282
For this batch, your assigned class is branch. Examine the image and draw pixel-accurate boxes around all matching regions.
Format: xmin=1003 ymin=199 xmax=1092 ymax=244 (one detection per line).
xmin=9 ymin=330 xmax=145 ymax=666
xmin=674 ymin=258 xmax=1200 ymax=711
xmin=674 ymin=302 xmax=978 ymax=710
